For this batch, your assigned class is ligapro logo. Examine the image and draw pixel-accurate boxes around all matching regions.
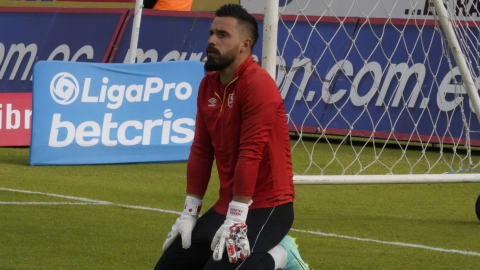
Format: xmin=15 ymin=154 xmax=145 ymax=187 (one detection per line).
xmin=45 ymin=71 xmax=197 ymax=148
xmin=47 ymin=72 xmax=193 ymax=109
xmin=50 ymin=72 xmax=79 ymax=105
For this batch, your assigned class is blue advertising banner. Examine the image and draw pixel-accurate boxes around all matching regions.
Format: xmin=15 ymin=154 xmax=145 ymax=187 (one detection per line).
xmin=291 ymin=19 xmax=480 ymax=144
xmin=0 ymin=7 xmax=126 ymax=146
xmin=111 ymin=10 xmax=480 ymax=145
xmin=30 ymin=60 xmax=204 ymax=165
xmin=1 ymin=6 xmax=478 ymax=148
xmin=0 ymin=7 xmax=127 ymax=93
xmin=109 ymin=10 xmax=217 ymax=64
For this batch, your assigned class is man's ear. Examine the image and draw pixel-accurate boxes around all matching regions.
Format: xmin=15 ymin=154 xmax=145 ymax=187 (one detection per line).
xmin=241 ymin=38 xmax=252 ymax=53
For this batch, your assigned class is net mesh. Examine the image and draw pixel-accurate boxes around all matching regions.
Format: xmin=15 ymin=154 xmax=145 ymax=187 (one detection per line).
xmin=273 ymin=0 xmax=480 ymax=177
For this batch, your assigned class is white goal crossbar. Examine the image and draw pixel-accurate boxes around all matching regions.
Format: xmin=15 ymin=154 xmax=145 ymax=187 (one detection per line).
xmin=294 ymin=173 xmax=480 ymax=185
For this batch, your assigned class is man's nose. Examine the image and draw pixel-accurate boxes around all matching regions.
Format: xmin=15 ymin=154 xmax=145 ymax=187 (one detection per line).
xmin=208 ymin=34 xmax=216 ymax=45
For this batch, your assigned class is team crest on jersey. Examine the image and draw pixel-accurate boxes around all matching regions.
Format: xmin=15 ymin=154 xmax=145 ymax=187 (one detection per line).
xmin=208 ymin=98 xmax=217 ymax=107
xmin=228 ymin=92 xmax=234 ymax=108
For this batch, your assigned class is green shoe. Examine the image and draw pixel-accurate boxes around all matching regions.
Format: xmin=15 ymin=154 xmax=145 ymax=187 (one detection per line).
xmin=279 ymin=235 xmax=311 ymax=270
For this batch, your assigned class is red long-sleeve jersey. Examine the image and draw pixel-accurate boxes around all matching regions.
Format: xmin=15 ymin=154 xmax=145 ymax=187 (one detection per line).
xmin=186 ymin=55 xmax=295 ymax=215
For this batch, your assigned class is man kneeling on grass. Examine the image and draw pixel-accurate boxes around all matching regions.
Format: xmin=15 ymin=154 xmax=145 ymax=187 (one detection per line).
xmin=154 ymin=4 xmax=311 ymax=270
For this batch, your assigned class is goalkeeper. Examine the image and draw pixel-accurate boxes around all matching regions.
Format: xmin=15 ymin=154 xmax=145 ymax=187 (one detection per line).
xmin=154 ymin=4 xmax=310 ymax=270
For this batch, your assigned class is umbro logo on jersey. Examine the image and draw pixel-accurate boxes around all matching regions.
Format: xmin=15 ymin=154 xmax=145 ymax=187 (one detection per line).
xmin=208 ymin=98 xmax=217 ymax=107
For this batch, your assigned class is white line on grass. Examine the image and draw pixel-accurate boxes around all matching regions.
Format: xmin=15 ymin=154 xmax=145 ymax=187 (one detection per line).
xmin=113 ymin=203 xmax=182 ymax=215
xmin=0 ymin=187 xmax=181 ymax=215
xmin=0 ymin=202 xmax=101 ymax=205
xmin=0 ymin=187 xmax=111 ymax=204
xmin=290 ymin=228 xmax=480 ymax=257
xmin=2 ymin=187 xmax=479 ymax=257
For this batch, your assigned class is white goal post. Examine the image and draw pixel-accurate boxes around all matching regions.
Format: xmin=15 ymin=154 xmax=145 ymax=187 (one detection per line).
xmin=128 ymin=0 xmax=144 ymax=64
xmin=255 ymin=0 xmax=480 ymax=184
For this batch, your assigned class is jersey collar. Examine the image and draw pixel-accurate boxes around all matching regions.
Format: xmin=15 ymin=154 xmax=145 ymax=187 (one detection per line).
xmin=209 ymin=55 xmax=255 ymax=85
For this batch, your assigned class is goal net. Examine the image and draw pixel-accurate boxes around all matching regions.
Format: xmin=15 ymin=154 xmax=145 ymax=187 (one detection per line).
xmin=244 ymin=0 xmax=480 ymax=184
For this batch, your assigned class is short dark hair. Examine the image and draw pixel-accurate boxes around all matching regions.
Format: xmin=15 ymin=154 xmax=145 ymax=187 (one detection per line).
xmin=215 ymin=4 xmax=259 ymax=50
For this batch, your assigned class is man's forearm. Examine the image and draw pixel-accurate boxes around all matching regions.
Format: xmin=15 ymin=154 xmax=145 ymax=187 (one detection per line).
xmin=186 ymin=151 xmax=213 ymax=196
xmin=232 ymin=195 xmax=252 ymax=204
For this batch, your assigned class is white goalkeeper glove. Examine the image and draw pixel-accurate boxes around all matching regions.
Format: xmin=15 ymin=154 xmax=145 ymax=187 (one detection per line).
xmin=162 ymin=196 xmax=202 ymax=252
xmin=211 ymin=201 xmax=251 ymax=263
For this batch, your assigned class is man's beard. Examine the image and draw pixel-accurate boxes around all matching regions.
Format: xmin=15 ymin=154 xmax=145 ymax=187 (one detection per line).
xmin=204 ymin=46 xmax=237 ymax=72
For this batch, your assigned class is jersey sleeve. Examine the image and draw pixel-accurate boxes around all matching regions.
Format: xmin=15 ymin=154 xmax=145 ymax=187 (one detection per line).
xmin=233 ymin=71 xmax=281 ymax=196
xmin=186 ymin=79 xmax=214 ymax=196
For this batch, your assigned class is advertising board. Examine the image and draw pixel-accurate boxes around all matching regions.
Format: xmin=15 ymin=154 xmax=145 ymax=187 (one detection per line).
xmin=0 ymin=93 xmax=32 ymax=146
xmin=278 ymin=20 xmax=480 ymax=144
xmin=0 ymin=7 xmax=126 ymax=146
xmin=0 ymin=0 xmax=135 ymax=8
xmin=3 ymin=6 xmax=478 ymax=149
xmin=241 ymin=0 xmax=480 ymax=20
xmin=109 ymin=10 xmax=216 ymax=64
xmin=30 ymin=60 xmax=204 ymax=165
xmin=112 ymin=10 xmax=480 ymax=145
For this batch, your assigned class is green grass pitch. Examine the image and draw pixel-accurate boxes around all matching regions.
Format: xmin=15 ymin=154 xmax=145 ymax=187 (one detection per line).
xmin=1 ymin=142 xmax=480 ymax=269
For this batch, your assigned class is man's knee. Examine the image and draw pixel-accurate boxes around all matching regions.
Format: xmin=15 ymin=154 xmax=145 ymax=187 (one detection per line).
xmin=154 ymin=236 xmax=212 ymax=270
xmin=203 ymin=252 xmax=275 ymax=270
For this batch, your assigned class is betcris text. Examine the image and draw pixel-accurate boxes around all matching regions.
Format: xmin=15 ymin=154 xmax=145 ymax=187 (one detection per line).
xmin=48 ymin=73 xmax=195 ymax=148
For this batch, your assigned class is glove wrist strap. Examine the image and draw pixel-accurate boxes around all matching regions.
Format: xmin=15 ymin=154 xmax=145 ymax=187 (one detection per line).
xmin=182 ymin=196 xmax=202 ymax=217
xmin=226 ymin=201 xmax=249 ymax=223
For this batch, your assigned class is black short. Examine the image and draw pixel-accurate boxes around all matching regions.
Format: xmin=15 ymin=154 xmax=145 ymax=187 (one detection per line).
xmin=154 ymin=202 xmax=294 ymax=270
